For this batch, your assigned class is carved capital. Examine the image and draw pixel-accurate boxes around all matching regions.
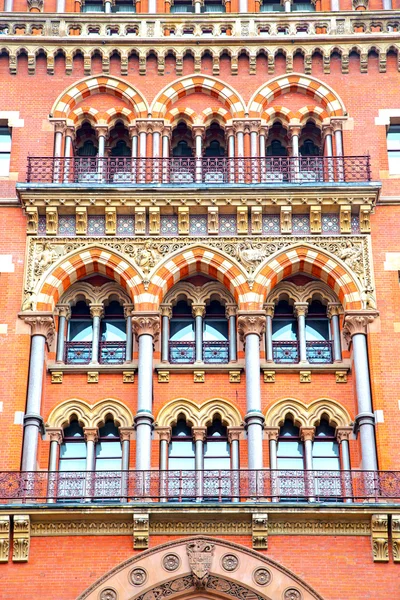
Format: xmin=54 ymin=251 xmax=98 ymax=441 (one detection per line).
xmin=331 ymin=118 xmax=345 ymax=133
xmin=129 ymin=125 xmax=138 ymax=138
xmin=227 ymin=426 xmax=242 ymax=443
xmin=119 ymin=427 xmax=134 ymax=442
xmin=123 ymin=304 xmax=134 ymax=319
xmin=248 ymin=119 xmax=261 ymax=133
xmin=192 ymin=304 xmax=206 ymax=319
xmin=294 ymin=302 xmax=309 ymax=318
xmin=336 ymin=427 xmax=352 ymax=443
xmin=300 ymin=426 xmax=315 ymax=442
xmin=225 ymin=304 xmax=237 ymax=319
xmin=265 ymin=427 xmax=279 ymax=442
xmin=19 ymin=313 xmax=55 ymax=347
xmin=89 ymin=303 xmax=104 ymax=319
xmin=342 ymin=310 xmax=379 ymax=345
xmin=288 ymin=125 xmax=301 ymax=138
xmin=322 ymin=124 xmax=333 ymax=139
xmin=160 ymin=304 xmax=172 ymax=319
xmin=95 ymin=125 xmax=108 ymax=138
xmin=136 ymin=120 xmax=149 ymax=135
xmin=192 ymin=125 xmax=206 ymax=139
xmin=132 ymin=313 xmax=160 ymax=340
xmin=157 ymin=426 xmax=172 ymax=443
xmin=232 ymin=120 xmax=246 ymax=134
xmin=327 ymin=302 xmax=342 ymax=319
xmin=192 ymin=427 xmax=207 ymax=443
xmin=237 ymin=313 xmax=266 ymax=341
xmin=46 ymin=427 xmax=63 ymax=444
xmin=84 ymin=427 xmax=98 ymax=443
xmin=55 ymin=304 xmax=71 ymax=320
xmin=264 ymin=302 xmax=275 ymax=318
xmin=51 ymin=119 xmax=66 ymax=134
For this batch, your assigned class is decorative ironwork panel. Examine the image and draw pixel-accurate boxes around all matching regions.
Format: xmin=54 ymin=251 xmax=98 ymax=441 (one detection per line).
xmin=203 ymin=341 xmax=229 ymax=364
xmin=306 ymin=340 xmax=333 ymax=364
xmin=99 ymin=341 xmax=126 ymax=365
xmin=65 ymin=341 xmax=92 ymax=365
xmin=272 ymin=341 xmax=299 ymax=364
xmin=169 ymin=341 xmax=196 ymax=364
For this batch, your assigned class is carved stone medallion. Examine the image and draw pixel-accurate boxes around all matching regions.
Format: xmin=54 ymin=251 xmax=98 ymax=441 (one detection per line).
xmin=284 ymin=588 xmax=302 ymax=600
xmin=253 ymin=567 xmax=272 ymax=586
xmin=221 ymin=553 xmax=239 ymax=572
xmin=162 ymin=553 xmax=180 ymax=572
xmin=129 ymin=567 xmax=148 ymax=586
xmin=99 ymin=589 xmax=117 ymax=600
xmin=186 ymin=539 xmax=215 ymax=589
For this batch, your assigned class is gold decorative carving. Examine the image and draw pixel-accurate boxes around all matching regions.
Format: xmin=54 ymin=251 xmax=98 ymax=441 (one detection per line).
xmin=281 ymin=206 xmax=292 ymax=234
xmin=149 ymin=207 xmax=160 ymax=235
xmin=33 ymin=242 xmax=58 ymax=278
xmin=105 ymin=207 xmax=116 ymax=235
xmin=342 ymin=310 xmax=379 ymax=346
xmin=335 ymin=370 xmax=348 ymax=383
xmin=229 ymin=370 xmax=241 ymax=383
xmin=89 ymin=303 xmax=104 ymax=319
xmin=327 ymin=303 xmax=342 ymax=319
xmin=299 ymin=370 xmax=311 ymax=383
xmin=46 ymin=207 xmax=58 ymax=236
xmin=132 ymin=313 xmax=160 ymax=340
xmin=12 ymin=515 xmax=30 ymax=563
xmin=76 ymin=207 xmax=87 ymax=235
xmin=160 ymin=304 xmax=172 ymax=319
xmin=237 ymin=313 xmax=266 ymax=341
xmin=194 ymin=370 xmax=205 ymax=383
xmin=122 ymin=371 xmax=135 ymax=383
xmin=135 ymin=207 xmax=146 ymax=235
xmin=237 ymin=207 xmax=248 ymax=235
xmin=26 ymin=207 xmax=38 ymax=235
xmin=310 ymin=206 xmax=321 ymax=234
xmin=269 ymin=519 xmax=370 ymax=535
xmin=391 ymin=515 xmax=400 ymax=563
xmin=87 ymin=371 xmax=99 ymax=383
xmin=340 ymin=205 xmax=351 ymax=234
xmin=339 ymin=241 xmax=364 ymax=276
xmin=263 ymin=370 xmax=275 ymax=383
xmin=133 ymin=513 xmax=149 ymax=549
xmin=294 ymin=302 xmax=308 ymax=318
xmin=51 ymin=371 xmax=63 ymax=384
xmin=134 ymin=242 xmax=161 ymax=276
xmin=150 ymin=520 xmax=251 ymax=535
xmin=252 ymin=514 xmax=268 ymax=550
xmin=360 ymin=204 xmax=371 ymax=233
xmin=158 ymin=370 xmax=170 ymax=383
xmin=371 ymin=514 xmax=389 ymax=562
xmin=192 ymin=304 xmax=206 ymax=319
xmin=178 ymin=207 xmax=189 ymax=235
xmin=208 ymin=207 xmax=219 ymax=235
xmin=0 ymin=515 xmax=10 ymax=563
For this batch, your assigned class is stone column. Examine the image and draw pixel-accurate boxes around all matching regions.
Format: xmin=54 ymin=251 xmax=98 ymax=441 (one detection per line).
xmin=162 ymin=126 xmax=171 ymax=183
xmin=239 ymin=0 xmax=248 ymax=11
xmin=237 ymin=313 xmax=266 ymax=471
xmin=150 ymin=120 xmax=163 ymax=183
xmin=249 ymin=120 xmax=260 ymax=182
xmin=327 ymin=303 xmax=342 ymax=362
xmin=193 ymin=125 xmax=205 ymax=184
xmin=19 ymin=314 xmax=55 ymax=472
xmin=160 ymin=304 xmax=172 ymax=363
xmin=63 ymin=126 xmax=75 ymax=183
xmin=193 ymin=427 xmax=206 ymax=501
xmin=234 ymin=121 xmax=245 ymax=183
xmin=332 ymin=119 xmax=344 ymax=181
xmin=259 ymin=125 xmax=268 ymax=182
xmin=382 ymin=0 xmax=392 ymax=7
xmin=4 ymin=0 xmax=14 ymax=10
xmin=337 ymin=427 xmax=353 ymax=502
xmin=137 ymin=121 xmax=148 ymax=183
xmin=56 ymin=0 xmax=66 ymax=10
xmin=343 ymin=311 xmax=379 ymax=471
xmin=226 ymin=125 xmax=235 ymax=183
xmin=288 ymin=125 xmax=301 ymax=182
xmin=132 ymin=314 xmax=160 ymax=472
xmin=331 ymin=0 xmax=340 ymax=8
xmin=55 ymin=304 xmax=70 ymax=363
xmin=158 ymin=427 xmax=171 ymax=501
xmin=301 ymin=426 xmax=315 ymax=501
xmin=129 ymin=125 xmax=138 ymax=182
xmin=104 ymin=0 xmax=112 ymax=11
xmin=193 ymin=0 xmax=203 ymax=11
xmin=89 ymin=304 xmax=104 ymax=365
xmin=123 ymin=304 xmax=134 ymax=363
xmin=294 ymin=302 xmax=308 ymax=363
xmin=263 ymin=303 xmax=275 ymax=363
xmin=53 ymin=120 xmax=65 ymax=183
xmin=83 ymin=427 xmax=98 ymax=501
xmin=192 ymin=304 xmax=205 ymax=363
xmin=148 ymin=0 xmax=156 ymax=10
xmin=95 ymin=126 xmax=107 ymax=182
xmin=228 ymin=427 xmax=241 ymax=502
xmin=46 ymin=428 xmax=63 ymax=503
xmin=265 ymin=427 xmax=279 ymax=501
xmin=322 ymin=124 xmax=334 ymax=182
xmin=225 ymin=304 xmax=237 ymax=363
xmin=120 ymin=427 xmax=133 ymax=501
xmin=283 ymin=0 xmax=291 ymax=9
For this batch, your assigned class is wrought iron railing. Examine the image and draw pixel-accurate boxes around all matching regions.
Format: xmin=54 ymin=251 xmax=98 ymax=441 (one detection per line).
xmin=26 ymin=156 xmax=371 ymax=185
xmin=169 ymin=341 xmax=196 ymax=364
xmin=272 ymin=341 xmax=300 ymax=364
xmin=306 ymin=340 xmax=333 ymax=364
xmin=99 ymin=341 xmax=126 ymax=364
xmin=272 ymin=340 xmax=334 ymax=364
xmin=203 ymin=341 xmax=229 ymax=364
xmin=0 ymin=470 xmax=399 ymax=504
xmin=64 ymin=341 xmax=92 ymax=365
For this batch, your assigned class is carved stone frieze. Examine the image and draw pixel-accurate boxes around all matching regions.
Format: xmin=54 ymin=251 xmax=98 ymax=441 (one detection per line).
xmin=371 ymin=514 xmax=389 ymax=562
xmin=150 ymin=519 xmax=252 ymax=535
xmin=12 ymin=515 xmax=30 ymax=562
xmin=268 ymin=519 xmax=370 ymax=535
xmin=31 ymin=520 xmax=133 ymax=536
xmin=0 ymin=515 xmax=10 ymax=563
xmin=186 ymin=539 xmax=215 ymax=589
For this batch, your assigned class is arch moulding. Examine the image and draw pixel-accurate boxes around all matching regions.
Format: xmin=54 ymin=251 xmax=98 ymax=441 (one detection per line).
xmin=77 ymin=536 xmax=326 ymax=600
xmin=265 ymin=397 xmax=352 ymax=429
xmin=155 ymin=397 xmax=243 ymax=428
xmin=46 ymin=398 xmax=134 ymax=429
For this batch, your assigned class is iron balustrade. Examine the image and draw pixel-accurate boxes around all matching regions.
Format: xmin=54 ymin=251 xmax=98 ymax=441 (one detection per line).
xmin=64 ymin=341 xmax=92 ymax=365
xmin=203 ymin=341 xmax=229 ymax=364
xmin=272 ymin=340 xmax=333 ymax=364
xmin=26 ymin=156 xmax=372 ymax=185
xmin=169 ymin=341 xmax=196 ymax=364
xmin=0 ymin=470 xmax=399 ymax=504
xmin=272 ymin=341 xmax=300 ymax=364
xmin=306 ymin=340 xmax=333 ymax=364
xmin=99 ymin=341 xmax=126 ymax=365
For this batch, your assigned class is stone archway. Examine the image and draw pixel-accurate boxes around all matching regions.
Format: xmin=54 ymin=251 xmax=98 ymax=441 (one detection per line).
xmin=77 ymin=537 xmax=326 ymax=600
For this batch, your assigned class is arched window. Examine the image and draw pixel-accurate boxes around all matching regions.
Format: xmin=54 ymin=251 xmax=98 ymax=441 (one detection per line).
xmin=100 ymin=300 xmax=126 ymax=364
xmin=277 ymin=419 xmax=303 ymax=470
xmin=260 ymin=0 xmax=283 ymax=10
xmin=300 ymin=138 xmax=321 ymax=157
xmin=203 ymin=300 xmax=229 ymax=363
xmin=202 ymin=0 xmax=226 ymax=12
xmin=168 ymin=419 xmax=195 ymax=470
xmin=66 ymin=300 xmax=92 ymax=364
xmin=110 ymin=140 xmax=131 ymax=157
xmin=312 ymin=419 xmax=340 ymax=471
xmin=204 ymin=419 xmax=230 ymax=470
xmin=59 ymin=420 xmax=87 ymax=472
xmin=272 ymin=300 xmax=299 ymax=363
xmin=169 ymin=300 xmax=195 ymax=363
xmin=292 ymin=0 xmax=315 ymax=11
xmin=267 ymin=139 xmax=287 ymax=157
xmin=95 ymin=420 xmax=122 ymax=472
xmin=306 ymin=300 xmax=330 ymax=341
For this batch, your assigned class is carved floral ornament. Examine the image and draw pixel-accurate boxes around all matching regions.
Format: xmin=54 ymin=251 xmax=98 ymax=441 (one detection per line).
xmin=131 ymin=314 xmax=160 ymax=340
xmin=342 ymin=310 xmax=379 ymax=347
xmin=19 ymin=313 xmax=55 ymax=348
xmin=237 ymin=313 xmax=266 ymax=341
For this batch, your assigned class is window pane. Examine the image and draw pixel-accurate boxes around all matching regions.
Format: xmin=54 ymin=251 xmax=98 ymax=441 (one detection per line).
xmin=82 ymin=3 xmax=104 ymax=10
xmin=387 ymin=125 xmax=400 ymax=149
xmin=96 ymin=458 xmax=122 ymax=471
xmin=101 ymin=320 xmax=126 ymax=342
xmin=59 ymin=458 xmax=87 ymax=471
xmin=204 ymin=457 xmax=231 ymax=469
xmin=204 ymin=441 xmax=230 ymax=457
xmin=0 ymin=153 xmax=10 ymax=176
xmin=313 ymin=457 xmax=340 ymax=470
xmin=272 ymin=320 xmax=297 ymax=341
xmin=305 ymin=319 xmax=329 ymax=341
xmin=170 ymin=321 xmax=195 ymax=341
xmin=388 ymin=152 xmax=400 ymax=174
xmin=69 ymin=320 xmax=93 ymax=341
xmin=169 ymin=457 xmax=196 ymax=470
xmin=277 ymin=457 xmax=304 ymax=469
xmin=96 ymin=441 xmax=122 ymax=459
xmin=60 ymin=442 xmax=87 ymax=459
xmin=0 ymin=127 xmax=11 ymax=151
xmin=169 ymin=441 xmax=195 ymax=457
xmin=312 ymin=440 xmax=339 ymax=458
xmin=203 ymin=320 xmax=228 ymax=341
xmin=277 ymin=441 xmax=303 ymax=457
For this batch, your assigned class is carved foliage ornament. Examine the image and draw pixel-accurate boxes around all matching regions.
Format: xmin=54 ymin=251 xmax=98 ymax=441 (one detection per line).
xmin=130 ymin=567 xmax=148 ymax=586
xmin=237 ymin=314 xmax=266 ymax=342
xmin=132 ymin=315 xmax=160 ymax=341
xmin=342 ymin=310 xmax=379 ymax=346
xmin=186 ymin=540 xmax=215 ymax=589
xmin=284 ymin=589 xmax=302 ymax=600
xmin=20 ymin=315 xmax=55 ymax=347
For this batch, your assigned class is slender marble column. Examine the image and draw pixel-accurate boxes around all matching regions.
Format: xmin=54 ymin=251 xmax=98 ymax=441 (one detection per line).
xmin=332 ymin=119 xmax=344 ymax=181
xmin=331 ymin=0 xmax=340 ymax=9
xmin=53 ymin=121 xmax=65 ymax=183
xmin=95 ymin=126 xmax=107 ymax=183
xmin=239 ymin=0 xmax=248 ymax=11
xmin=46 ymin=428 xmax=63 ymax=503
xmin=161 ymin=126 xmax=171 ymax=182
xmin=294 ymin=303 xmax=308 ymax=363
xmin=148 ymin=0 xmax=156 ymax=10
xmin=226 ymin=126 xmax=235 ymax=183
xmin=89 ymin=304 xmax=104 ymax=365
xmin=323 ymin=124 xmax=334 ymax=182
xmin=83 ymin=428 xmax=98 ymax=501
xmin=129 ymin=125 xmax=138 ymax=182
xmin=382 ymin=0 xmax=392 ymax=7
xmin=228 ymin=427 xmax=241 ymax=502
xmin=327 ymin=303 xmax=342 ymax=362
xmin=4 ymin=0 xmax=14 ymax=10
xmin=193 ymin=427 xmax=206 ymax=501
xmin=55 ymin=304 xmax=70 ymax=363
xmin=265 ymin=427 xmax=279 ymax=501
xmin=132 ymin=314 xmax=160 ymax=471
xmin=192 ymin=304 xmax=205 ymax=363
xmin=137 ymin=121 xmax=148 ymax=183
xmin=259 ymin=125 xmax=268 ymax=181
xmin=225 ymin=304 xmax=237 ymax=363
xmin=337 ymin=427 xmax=353 ymax=502
xmin=104 ymin=0 xmax=112 ymax=11
xmin=284 ymin=0 xmax=291 ymax=10
xmin=63 ymin=127 xmax=75 ymax=183
xmin=263 ymin=303 xmax=275 ymax=363
xmin=193 ymin=126 xmax=205 ymax=184
xmin=158 ymin=427 xmax=171 ymax=502
xmin=343 ymin=311 xmax=379 ymax=471
xmin=238 ymin=313 xmax=266 ymax=471
xmin=124 ymin=304 xmax=134 ymax=363
xmin=194 ymin=0 xmax=203 ymax=11
xmin=234 ymin=121 xmax=245 ymax=183
xmin=289 ymin=125 xmax=301 ymax=183
xmin=119 ymin=427 xmax=133 ymax=501
xmin=20 ymin=314 xmax=55 ymax=472
xmin=160 ymin=304 xmax=172 ymax=363
xmin=301 ymin=427 xmax=315 ymax=500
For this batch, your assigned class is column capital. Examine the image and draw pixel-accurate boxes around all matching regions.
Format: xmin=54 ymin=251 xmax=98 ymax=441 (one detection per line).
xmin=225 ymin=304 xmax=237 ymax=319
xmin=119 ymin=427 xmax=134 ymax=442
xmin=232 ymin=120 xmax=246 ymax=134
xmin=265 ymin=426 xmax=280 ymax=441
xmin=294 ymin=302 xmax=309 ymax=318
xmin=192 ymin=125 xmax=206 ymax=139
xmin=227 ymin=426 xmax=242 ymax=443
xmin=192 ymin=426 xmax=206 ymax=442
xmin=162 ymin=125 xmax=172 ymax=139
xmin=327 ymin=302 xmax=342 ymax=319
xmin=19 ymin=312 xmax=56 ymax=347
xmin=300 ymin=426 xmax=315 ymax=442
xmin=95 ymin=125 xmax=108 ymax=138
xmin=50 ymin=119 xmax=66 ymax=134
xmin=46 ymin=427 xmax=63 ymax=444
xmin=331 ymin=118 xmax=346 ymax=133
xmin=237 ymin=312 xmax=266 ymax=341
xmin=192 ymin=304 xmax=206 ymax=319
xmin=147 ymin=119 xmax=164 ymax=134
xmin=342 ymin=310 xmax=379 ymax=345
xmin=160 ymin=304 xmax=172 ymax=319
xmin=259 ymin=125 xmax=269 ymax=137
xmin=65 ymin=126 xmax=76 ymax=141
xmin=322 ymin=123 xmax=334 ymax=139
xmin=123 ymin=303 xmax=135 ymax=319
xmin=157 ymin=426 xmax=172 ymax=443
xmin=288 ymin=125 xmax=302 ymax=138
xmin=248 ymin=119 xmax=262 ymax=133
xmin=263 ymin=302 xmax=275 ymax=318
xmin=84 ymin=427 xmax=99 ymax=443
xmin=336 ymin=426 xmax=352 ymax=443
xmin=55 ymin=304 xmax=71 ymax=320
xmin=89 ymin=303 xmax=104 ymax=319
xmin=129 ymin=124 xmax=139 ymax=138
xmin=136 ymin=120 xmax=149 ymax=135
xmin=225 ymin=125 xmax=235 ymax=138
xmin=132 ymin=312 xmax=160 ymax=340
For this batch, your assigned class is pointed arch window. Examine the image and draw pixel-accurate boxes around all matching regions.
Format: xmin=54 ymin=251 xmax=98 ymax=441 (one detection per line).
xmin=59 ymin=420 xmax=87 ymax=472
xmin=168 ymin=419 xmax=196 ymax=470
xmin=95 ymin=420 xmax=122 ymax=472
xmin=204 ymin=419 xmax=231 ymax=470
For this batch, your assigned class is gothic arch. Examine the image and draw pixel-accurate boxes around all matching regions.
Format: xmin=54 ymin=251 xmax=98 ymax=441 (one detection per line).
xmin=163 ymin=281 xmax=235 ymax=308
xmin=248 ymin=74 xmax=346 ymax=118
xmin=156 ymin=398 xmax=243 ymax=428
xmin=265 ymin=397 xmax=352 ymax=429
xmin=150 ymin=75 xmax=246 ymax=120
xmin=77 ymin=536 xmax=326 ymax=600
xmin=254 ymin=243 xmax=363 ymax=310
xmin=46 ymin=398 xmax=134 ymax=429
xmin=51 ymin=75 xmax=149 ymax=120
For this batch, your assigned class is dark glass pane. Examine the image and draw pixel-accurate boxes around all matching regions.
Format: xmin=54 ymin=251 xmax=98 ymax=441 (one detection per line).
xmin=279 ymin=419 xmax=300 ymax=437
xmin=171 ymin=419 xmax=192 ymax=437
xmin=104 ymin=300 xmax=124 ymax=316
xmin=71 ymin=300 xmax=91 ymax=317
xmin=68 ymin=320 xmax=93 ymax=342
xmin=170 ymin=320 xmax=194 ymax=341
xmin=207 ymin=420 xmax=227 ymax=438
xmin=173 ymin=300 xmax=192 ymax=316
xmin=101 ymin=320 xmax=126 ymax=342
xmin=63 ymin=420 xmax=84 ymax=438
xmin=315 ymin=419 xmax=336 ymax=437
xmin=272 ymin=320 xmax=297 ymax=341
xmin=204 ymin=320 xmax=228 ymax=341
xmin=98 ymin=421 xmax=120 ymax=438
xmin=305 ymin=319 xmax=329 ymax=341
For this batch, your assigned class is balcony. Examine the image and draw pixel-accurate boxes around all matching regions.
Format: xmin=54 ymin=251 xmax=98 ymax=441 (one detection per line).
xmin=25 ymin=156 xmax=371 ymax=187
xmin=0 ymin=470 xmax=399 ymax=504
xmin=65 ymin=341 xmax=126 ymax=365
xmin=272 ymin=340 xmax=333 ymax=364
xmin=169 ymin=341 xmax=229 ymax=364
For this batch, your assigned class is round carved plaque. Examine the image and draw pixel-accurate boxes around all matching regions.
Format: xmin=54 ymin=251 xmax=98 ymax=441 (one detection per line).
xmin=130 ymin=567 xmax=148 ymax=586
xmin=253 ymin=567 xmax=272 ymax=586
xmin=99 ymin=589 xmax=117 ymax=600
xmin=284 ymin=588 xmax=302 ymax=600
xmin=162 ymin=553 xmax=181 ymax=572
xmin=221 ymin=553 xmax=239 ymax=572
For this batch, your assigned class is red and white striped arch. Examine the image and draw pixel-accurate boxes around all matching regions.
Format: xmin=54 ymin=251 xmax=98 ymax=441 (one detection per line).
xmin=66 ymin=107 xmax=100 ymax=127
xmin=296 ymin=105 xmax=329 ymax=127
xmin=150 ymin=76 xmax=246 ymax=120
xmin=261 ymin=106 xmax=296 ymax=127
xmin=52 ymin=76 xmax=148 ymax=120
xmin=200 ymin=107 xmax=230 ymax=125
xmin=254 ymin=245 xmax=362 ymax=310
xmin=248 ymin=74 xmax=346 ymax=118
xmin=164 ymin=107 xmax=196 ymax=127
xmin=102 ymin=107 xmax=136 ymax=125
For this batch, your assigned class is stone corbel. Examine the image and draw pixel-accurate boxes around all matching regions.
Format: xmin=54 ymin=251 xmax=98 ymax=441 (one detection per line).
xmin=26 ymin=207 xmax=38 ymax=235
xmin=46 ymin=207 xmax=58 ymax=236
xmin=134 ymin=207 xmax=146 ymax=235
xmin=149 ymin=207 xmax=160 ymax=235
xmin=208 ymin=207 xmax=219 ymax=235
xmin=237 ymin=208 xmax=248 ymax=235
xmin=251 ymin=206 xmax=262 ymax=235
xmin=310 ymin=206 xmax=321 ymax=234
xmin=280 ymin=206 xmax=292 ymax=234
xmin=353 ymin=0 xmax=368 ymax=9
xmin=359 ymin=204 xmax=371 ymax=233
xmin=392 ymin=515 xmax=400 ymax=563
xmin=371 ymin=514 xmax=389 ymax=562
xmin=252 ymin=514 xmax=268 ymax=549
xmin=342 ymin=310 xmax=379 ymax=348
xmin=19 ymin=312 xmax=55 ymax=350
xmin=340 ymin=205 xmax=351 ymax=234
xmin=105 ymin=207 xmax=116 ymax=235
xmin=133 ymin=513 xmax=149 ymax=549
xmin=0 ymin=515 xmax=10 ymax=563
xmin=76 ymin=207 xmax=87 ymax=236
xmin=12 ymin=515 xmax=30 ymax=562
xmin=178 ymin=207 xmax=189 ymax=235
xmin=27 ymin=0 xmax=44 ymax=12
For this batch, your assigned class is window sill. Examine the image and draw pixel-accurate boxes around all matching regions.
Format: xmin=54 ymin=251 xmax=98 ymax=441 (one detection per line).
xmin=155 ymin=362 xmax=243 ymax=374
xmin=260 ymin=360 xmax=350 ymax=374
xmin=48 ymin=362 xmax=137 ymax=375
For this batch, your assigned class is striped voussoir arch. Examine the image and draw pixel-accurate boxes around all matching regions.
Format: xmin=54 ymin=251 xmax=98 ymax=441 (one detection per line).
xmin=66 ymin=106 xmax=99 ymax=127
xmin=164 ymin=107 xmax=196 ymax=126
xmin=254 ymin=246 xmax=362 ymax=310
xmin=151 ymin=76 xmax=246 ymax=120
xmin=102 ymin=107 xmax=136 ymax=125
xmin=52 ymin=76 xmax=148 ymax=120
xmin=296 ymin=105 xmax=329 ymax=126
xmin=149 ymin=247 xmax=260 ymax=310
xmin=248 ymin=75 xmax=345 ymax=118
xmin=200 ymin=107 xmax=230 ymax=124
xmin=261 ymin=106 xmax=296 ymax=126
xmin=35 ymin=248 xmax=148 ymax=312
